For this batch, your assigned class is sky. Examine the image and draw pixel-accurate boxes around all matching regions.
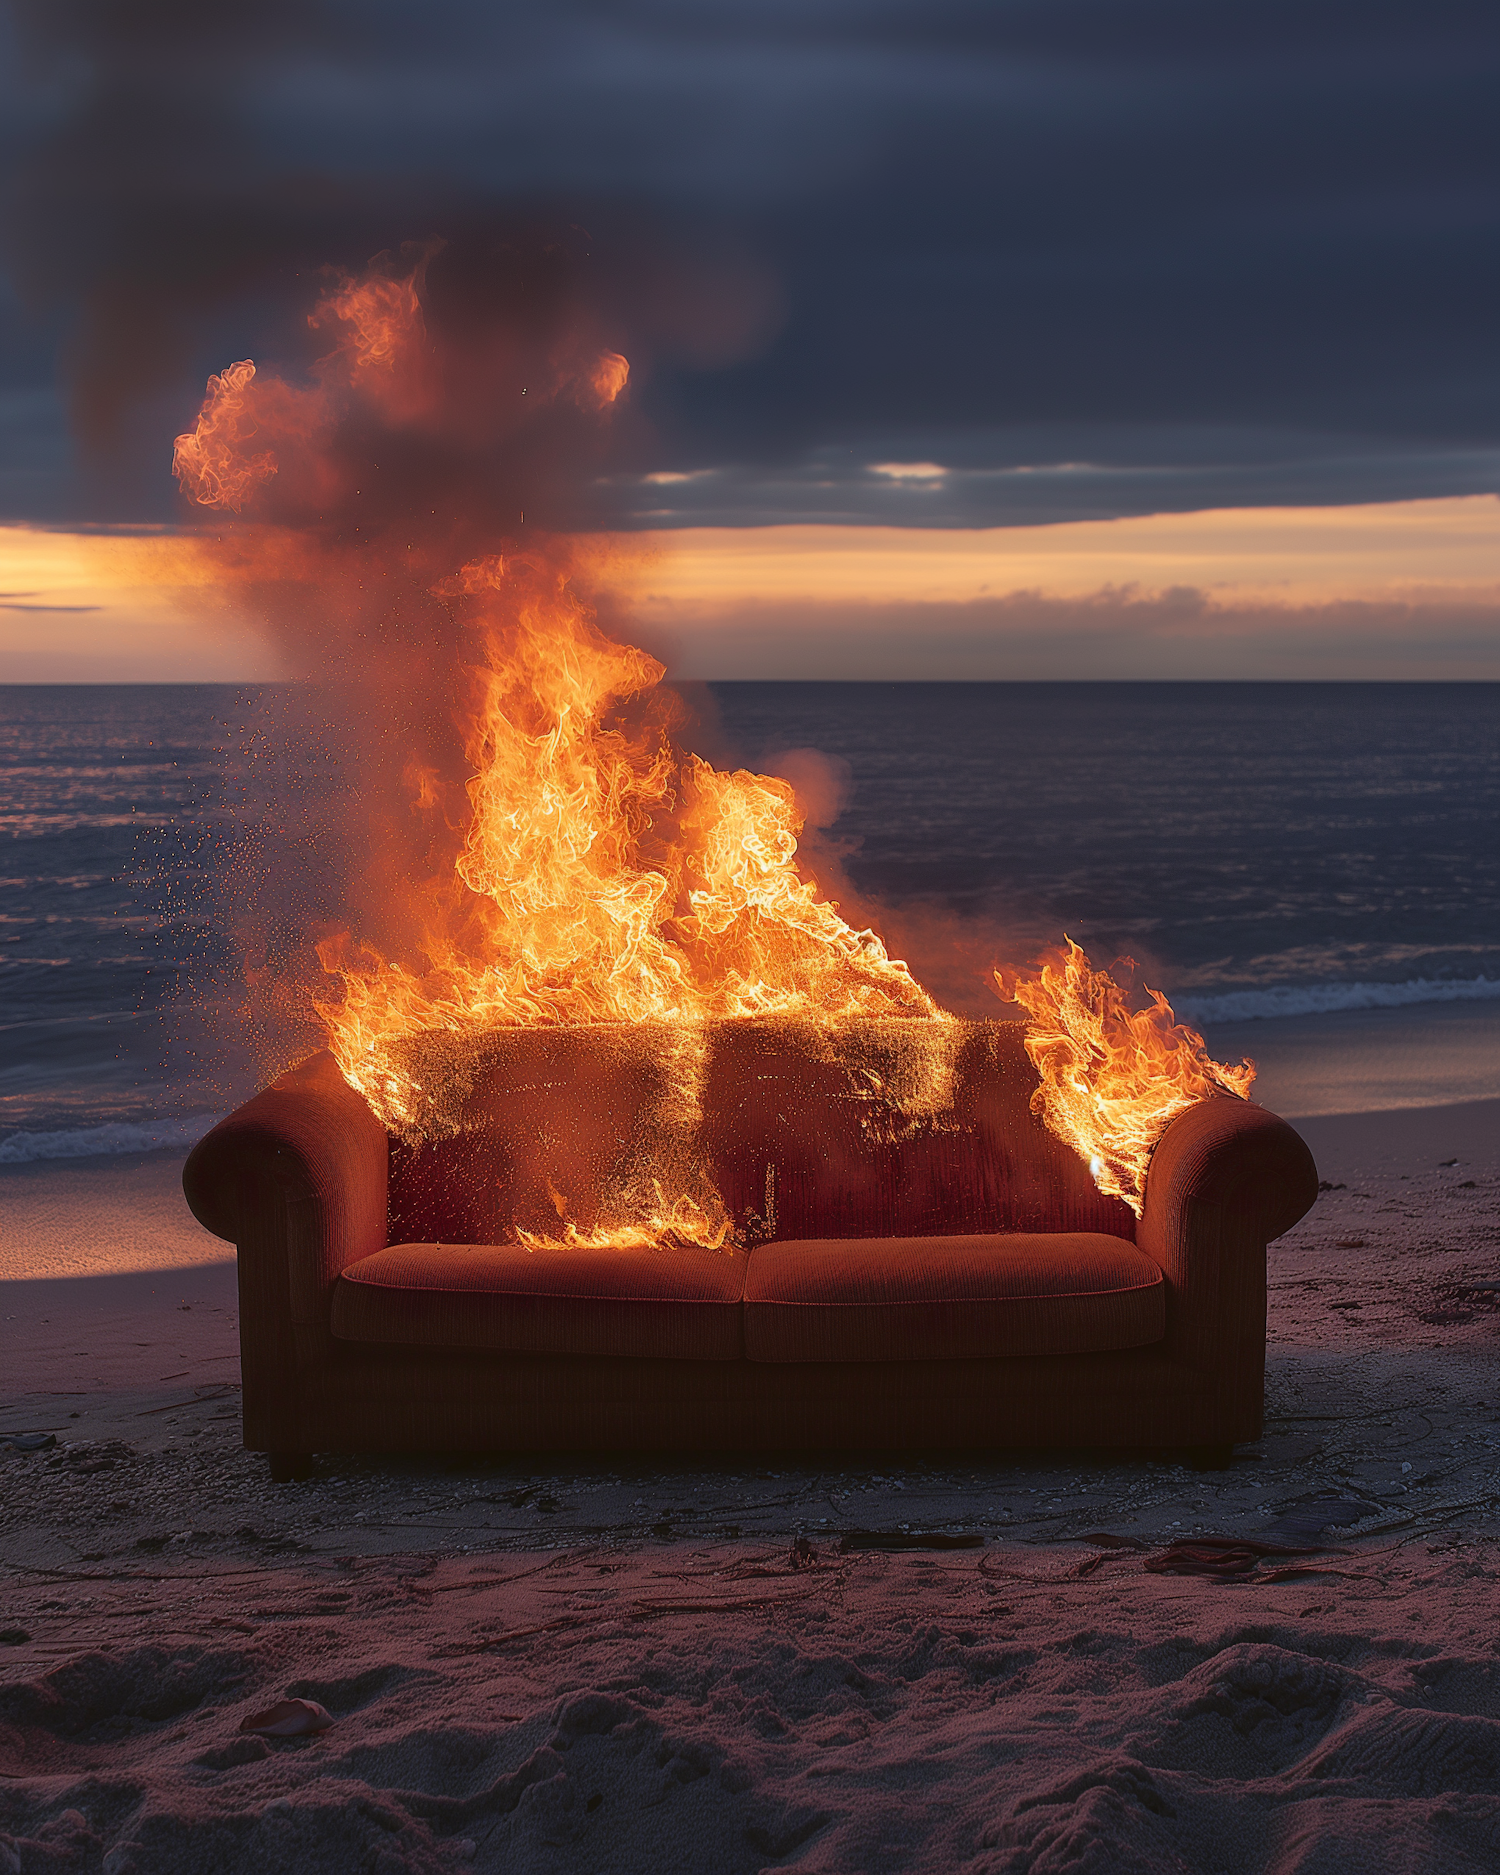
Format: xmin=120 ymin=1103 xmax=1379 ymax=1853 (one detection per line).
xmin=1 ymin=0 xmax=1497 ymax=679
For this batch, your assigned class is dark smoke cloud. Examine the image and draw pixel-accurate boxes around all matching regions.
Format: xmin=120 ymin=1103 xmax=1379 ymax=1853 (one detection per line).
xmin=6 ymin=3 xmax=335 ymax=451
xmin=1 ymin=0 xmax=1497 ymax=527
xmin=0 ymin=0 xmax=777 ymax=523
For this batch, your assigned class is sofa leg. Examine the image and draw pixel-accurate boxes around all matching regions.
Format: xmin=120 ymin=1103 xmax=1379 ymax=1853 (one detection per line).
xmin=1185 ymin=1443 xmax=1235 ymax=1472
xmin=268 ymin=1451 xmax=313 ymax=1483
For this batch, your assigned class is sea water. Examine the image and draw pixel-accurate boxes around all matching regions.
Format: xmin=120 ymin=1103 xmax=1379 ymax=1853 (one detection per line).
xmin=1 ymin=681 xmax=1497 ymax=1159
xmin=711 ymin=682 xmax=1500 ymax=1120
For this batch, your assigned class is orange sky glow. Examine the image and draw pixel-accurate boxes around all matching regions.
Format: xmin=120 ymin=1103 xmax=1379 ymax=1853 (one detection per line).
xmin=2 ymin=494 xmax=1498 ymax=682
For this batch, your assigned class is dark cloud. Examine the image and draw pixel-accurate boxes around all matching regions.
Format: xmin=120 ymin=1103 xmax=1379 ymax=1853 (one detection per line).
xmin=604 ymin=432 xmax=1500 ymax=530
xmin=1 ymin=0 xmax=1496 ymax=526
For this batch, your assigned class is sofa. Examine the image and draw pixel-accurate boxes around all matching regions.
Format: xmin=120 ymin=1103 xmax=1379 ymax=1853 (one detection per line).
xmin=182 ymin=1018 xmax=1317 ymax=1479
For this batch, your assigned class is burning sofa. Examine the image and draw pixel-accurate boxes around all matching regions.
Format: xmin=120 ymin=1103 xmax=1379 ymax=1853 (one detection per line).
xmin=183 ymin=1016 xmax=1316 ymax=1479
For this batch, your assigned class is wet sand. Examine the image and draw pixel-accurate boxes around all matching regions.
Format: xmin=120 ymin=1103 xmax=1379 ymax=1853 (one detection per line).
xmin=2 ymin=1098 xmax=1497 ymax=1872
xmin=1203 ymin=1001 xmax=1500 ymax=1118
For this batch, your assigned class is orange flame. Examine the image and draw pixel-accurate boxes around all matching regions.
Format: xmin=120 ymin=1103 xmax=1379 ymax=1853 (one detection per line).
xmin=316 ymin=270 xmax=424 ymax=375
xmin=296 ymin=552 xmax=939 ymax=1250
xmin=171 ymin=361 xmax=278 ymax=511
xmin=585 ymin=351 xmax=630 ymax=407
xmin=312 ymin=554 xmax=938 ymax=1098
xmin=172 ymin=249 xmax=1259 ymax=1247
xmin=516 ymin=1185 xmax=732 ymax=1254
xmin=999 ymin=939 xmax=1256 ymax=1215
xmin=169 ymin=257 xmax=938 ymax=1249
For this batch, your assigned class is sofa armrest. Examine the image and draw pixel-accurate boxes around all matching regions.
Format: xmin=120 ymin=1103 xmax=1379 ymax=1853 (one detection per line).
xmin=1136 ymin=1097 xmax=1317 ymax=1412
xmin=1141 ymin=1096 xmax=1319 ymax=1254
xmin=183 ymin=1051 xmax=388 ymax=1445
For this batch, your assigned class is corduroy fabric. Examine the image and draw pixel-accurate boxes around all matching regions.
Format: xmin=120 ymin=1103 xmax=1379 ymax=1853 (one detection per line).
xmin=744 ymin=1231 xmax=1163 ymax=1363
xmin=1134 ymin=1095 xmax=1320 ymax=1442
xmin=292 ymin=1340 xmax=1224 ymax=1455
xmin=182 ymin=1051 xmax=389 ymax=1449
xmin=332 ymin=1240 xmax=749 ymax=1361
xmin=184 ymin=1044 xmax=1321 ymax=1460
xmin=702 ymin=1021 xmax=1134 ymax=1244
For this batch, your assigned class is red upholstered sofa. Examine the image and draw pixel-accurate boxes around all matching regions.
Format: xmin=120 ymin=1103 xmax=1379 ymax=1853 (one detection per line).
xmin=182 ymin=1019 xmax=1317 ymax=1479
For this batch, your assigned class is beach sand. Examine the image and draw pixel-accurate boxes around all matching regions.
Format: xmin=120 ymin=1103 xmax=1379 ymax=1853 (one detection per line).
xmin=2 ymin=1098 xmax=1498 ymax=1871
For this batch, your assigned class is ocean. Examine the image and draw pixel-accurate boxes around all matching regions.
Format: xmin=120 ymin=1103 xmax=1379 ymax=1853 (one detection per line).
xmin=2 ymin=680 xmax=1497 ymax=1162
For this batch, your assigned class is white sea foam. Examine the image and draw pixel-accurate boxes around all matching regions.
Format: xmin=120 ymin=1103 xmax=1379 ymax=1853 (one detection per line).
xmin=1174 ymin=975 xmax=1500 ymax=1027
xmin=0 ymin=1112 xmax=221 ymax=1165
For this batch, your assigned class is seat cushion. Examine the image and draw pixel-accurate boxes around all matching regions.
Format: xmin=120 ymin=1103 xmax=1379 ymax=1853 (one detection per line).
xmin=743 ymin=1232 xmax=1163 ymax=1363
xmin=332 ymin=1242 xmax=748 ymax=1361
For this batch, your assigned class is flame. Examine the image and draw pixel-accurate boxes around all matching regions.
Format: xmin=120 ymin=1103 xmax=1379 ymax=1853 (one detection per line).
xmin=316 ymin=270 xmax=424 ymax=376
xmin=999 ymin=938 xmax=1256 ymax=1216
xmin=304 ymin=556 xmax=939 ymax=1250
xmin=585 ymin=351 xmax=630 ymax=407
xmin=516 ymin=1184 xmax=732 ymax=1254
xmin=311 ymin=553 xmax=939 ymax=1130
xmin=169 ymin=257 xmax=948 ymax=1251
xmin=171 ymin=361 xmax=278 ymax=511
xmin=171 ymin=247 xmax=1259 ymax=1249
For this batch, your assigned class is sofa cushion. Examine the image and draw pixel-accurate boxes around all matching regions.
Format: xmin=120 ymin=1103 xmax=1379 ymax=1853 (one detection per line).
xmin=331 ymin=1242 xmax=748 ymax=1361
xmin=743 ymin=1232 xmax=1163 ymax=1363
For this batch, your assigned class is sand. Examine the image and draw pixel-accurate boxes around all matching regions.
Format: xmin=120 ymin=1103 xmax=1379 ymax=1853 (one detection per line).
xmin=0 ymin=1152 xmax=236 ymax=1396
xmin=2 ymin=1098 xmax=1498 ymax=1871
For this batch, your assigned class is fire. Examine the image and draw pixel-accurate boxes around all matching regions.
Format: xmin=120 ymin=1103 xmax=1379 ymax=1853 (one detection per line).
xmin=171 ymin=244 xmax=1254 ymax=1247
xmin=172 ymin=256 xmax=940 ymax=1248
xmin=308 ymin=554 xmax=939 ymax=1101
xmin=999 ymin=939 xmax=1256 ymax=1216
xmin=170 ymin=361 xmax=278 ymax=512
xmin=306 ymin=558 xmax=940 ymax=1251
xmin=585 ymin=351 xmax=630 ymax=407
xmin=317 ymin=270 xmax=423 ymax=376
xmin=516 ymin=1188 xmax=732 ymax=1255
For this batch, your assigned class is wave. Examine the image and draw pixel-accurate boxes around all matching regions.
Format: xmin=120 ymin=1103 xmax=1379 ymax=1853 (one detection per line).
xmin=1174 ymin=975 xmax=1500 ymax=1027
xmin=0 ymin=1112 xmax=222 ymax=1165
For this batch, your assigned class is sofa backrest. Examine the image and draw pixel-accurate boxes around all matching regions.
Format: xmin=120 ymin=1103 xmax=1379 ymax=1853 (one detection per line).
xmin=386 ymin=1017 xmax=1134 ymax=1248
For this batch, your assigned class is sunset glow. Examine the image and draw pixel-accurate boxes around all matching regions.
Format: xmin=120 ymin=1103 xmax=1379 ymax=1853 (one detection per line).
xmin=0 ymin=525 xmax=277 ymax=682
xmin=3 ymin=495 xmax=1498 ymax=683
xmin=632 ymin=497 xmax=1500 ymax=608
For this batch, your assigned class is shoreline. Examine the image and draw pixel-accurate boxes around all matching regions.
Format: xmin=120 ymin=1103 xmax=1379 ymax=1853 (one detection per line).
xmin=1201 ymin=998 xmax=1500 ymax=1117
xmin=5 ymin=992 xmax=1497 ymax=1179
xmin=1 ymin=1087 xmax=1495 ymax=1289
